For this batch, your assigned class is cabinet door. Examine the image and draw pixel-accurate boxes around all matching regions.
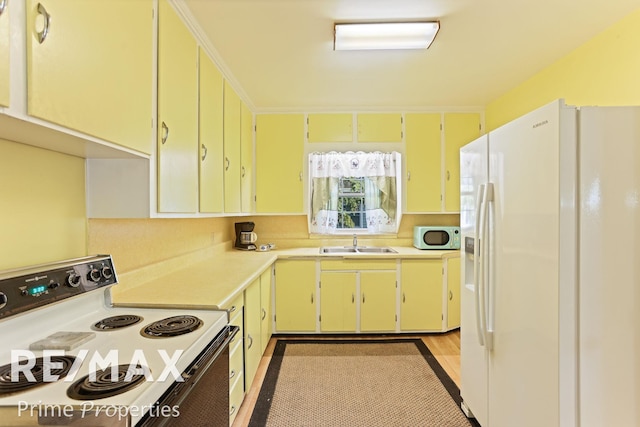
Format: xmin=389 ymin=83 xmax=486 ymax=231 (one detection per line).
xmin=320 ymin=272 xmax=357 ymax=332
xmin=444 ymin=113 xmax=481 ymax=212
xmin=360 ymin=271 xmax=396 ymax=332
xmin=198 ymin=48 xmax=224 ymax=213
xmin=157 ymin=0 xmax=198 ymax=213
xmin=224 ymin=81 xmax=242 ymax=213
xmin=26 ymin=0 xmax=152 ymax=153
xmin=274 ymin=260 xmax=316 ymax=332
xmin=255 ymin=114 xmax=304 ymax=213
xmin=405 ymin=113 xmax=442 ymax=212
xmin=357 ymin=113 xmax=402 ymax=142
xmin=241 ymin=101 xmax=253 ymax=213
xmin=446 ymin=257 xmax=461 ymax=329
xmin=308 ymin=113 xmax=353 ymax=143
xmin=400 ymin=259 xmax=443 ymax=331
xmin=259 ymin=267 xmax=272 ymax=354
xmin=244 ymin=278 xmax=261 ymax=390
xmin=0 ymin=0 xmax=9 ymax=108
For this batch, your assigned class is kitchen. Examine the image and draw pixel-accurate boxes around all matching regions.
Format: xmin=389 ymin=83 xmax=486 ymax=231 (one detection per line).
xmin=1 ymin=0 xmax=639 ymax=426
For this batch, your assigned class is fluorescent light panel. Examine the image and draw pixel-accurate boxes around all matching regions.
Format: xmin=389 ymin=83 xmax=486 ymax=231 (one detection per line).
xmin=334 ymin=21 xmax=439 ymax=51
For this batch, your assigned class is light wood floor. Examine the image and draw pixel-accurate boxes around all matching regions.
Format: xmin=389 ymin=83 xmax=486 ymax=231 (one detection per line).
xmin=231 ymin=330 xmax=461 ymax=427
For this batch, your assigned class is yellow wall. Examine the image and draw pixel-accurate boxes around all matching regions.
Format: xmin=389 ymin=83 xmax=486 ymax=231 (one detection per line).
xmin=0 ymin=140 xmax=86 ymax=269
xmin=486 ymin=8 xmax=640 ymax=130
xmin=87 ymin=217 xmax=234 ymax=273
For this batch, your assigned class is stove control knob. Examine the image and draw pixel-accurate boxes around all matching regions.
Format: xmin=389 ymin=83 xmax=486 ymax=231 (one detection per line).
xmin=0 ymin=292 xmax=7 ymax=309
xmin=67 ymin=273 xmax=81 ymax=288
xmin=87 ymin=268 xmax=102 ymax=282
xmin=49 ymin=281 xmax=60 ymax=290
xmin=101 ymin=266 xmax=114 ymax=279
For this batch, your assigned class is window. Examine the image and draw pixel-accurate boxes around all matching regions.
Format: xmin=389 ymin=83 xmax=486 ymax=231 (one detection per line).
xmin=338 ymin=177 xmax=366 ymax=229
xmin=309 ymin=151 xmax=402 ymax=234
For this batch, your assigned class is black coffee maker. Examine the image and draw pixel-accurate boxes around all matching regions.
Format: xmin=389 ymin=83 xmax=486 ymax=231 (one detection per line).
xmin=234 ymin=221 xmax=257 ymax=251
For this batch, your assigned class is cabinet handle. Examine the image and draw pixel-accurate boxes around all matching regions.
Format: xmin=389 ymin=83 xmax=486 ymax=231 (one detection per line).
xmin=299 ymin=172 xmax=303 ymax=181
xmin=229 ymin=405 xmax=236 ymax=416
xmin=311 ymin=293 xmax=314 ymax=304
xmin=352 ymin=293 xmax=354 ymax=303
xmin=229 ymin=305 xmax=236 ymax=313
xmin=229 ymin=369 xmax=236 ymax=380
xmin=247 ymin=334 xmax=253 ymax=349
xmin=0 ymin=0 xmax=7 ymax=17
xmin=407 ymin=171 xmax=411 ymax=181
xmin=447 ymin=170 xmax=450 ymax=181
xmin=161 ymin=121 xmax=169 ymax=144
xmin=261 ymin=308 xmax=266 ymax=320
xmin=402 ymin=292 xmax=406 ymax=303
xmin=241 ymin=165 xmax=246 ymax=178
xmin=449 ymin=290 xmax=453 ymax=301
xmin=36 ymin=3 xmax=51 ymax=44
xmin=201 ymin=144 xmax=208 ymax=161
xmin=225 ymin=157 xmax=230 ymax=171
xmin=362 ymin=293 xmax=365 ymax=304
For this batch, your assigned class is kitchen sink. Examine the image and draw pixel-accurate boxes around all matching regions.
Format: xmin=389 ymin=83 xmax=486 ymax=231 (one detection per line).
xmin=320 ymin=246 xmax=397 ymax=254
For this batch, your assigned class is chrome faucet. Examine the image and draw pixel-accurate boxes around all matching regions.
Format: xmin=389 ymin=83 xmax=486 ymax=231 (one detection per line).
xmin=352 ymin=234 xmax=358 ymax=249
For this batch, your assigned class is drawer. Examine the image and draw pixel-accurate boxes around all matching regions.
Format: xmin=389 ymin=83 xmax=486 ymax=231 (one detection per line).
xmin=229 ymin=340 xmax=244 ymax=388
xmin=321 ymin=259 xmax=397 ymax=271
xmin=229 ymin=371 xmax=245 ymax=425
xmin=224 ymin=293 xmax=244 ymax=316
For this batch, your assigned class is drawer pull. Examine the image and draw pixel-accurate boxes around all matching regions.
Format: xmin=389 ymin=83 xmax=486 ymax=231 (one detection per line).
xmin=229 ymin=405 xmax=236 ymax=416
xmin=247 ymin=334 xmax=253 ymax=349
xmin=229 ymin=305 xmax=237 ymax=313
xmin=229 ymin=369 xmax=236 ymax=380
xmin=261 ymin=308 xmax=266 ymax=320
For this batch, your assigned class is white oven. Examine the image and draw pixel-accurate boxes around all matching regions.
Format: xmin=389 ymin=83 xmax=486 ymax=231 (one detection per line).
xmin=0 ymin=255 xmax=235 ymax=426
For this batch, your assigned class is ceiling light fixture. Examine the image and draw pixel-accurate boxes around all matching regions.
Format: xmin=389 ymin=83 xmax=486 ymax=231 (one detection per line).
xmin=333 ymin=21 xmax=440 ymax=51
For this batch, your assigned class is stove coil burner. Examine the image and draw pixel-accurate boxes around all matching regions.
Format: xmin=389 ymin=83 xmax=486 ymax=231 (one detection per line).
xmin=140 ymin=315 xmax=203 ymax=338
xmin=93 ymin=314 xmax=144 ymax=331
xmin=0 ymin=356 xmax=77 ymax=396
xmin=67 ymin=364 xmax=148 ymax=400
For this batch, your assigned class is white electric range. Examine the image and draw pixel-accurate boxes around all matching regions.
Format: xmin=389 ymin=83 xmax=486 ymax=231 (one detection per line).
xmin=0 ymin=255 xmax=235 ymax=427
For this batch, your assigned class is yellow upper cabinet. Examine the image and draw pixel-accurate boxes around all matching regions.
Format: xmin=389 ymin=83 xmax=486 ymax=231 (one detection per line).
xmin=357 ymin=113 xmax=402 ymax=142
xmin=307 ymin=113 xmax=353 ymax=142
xmin=26 ymin=0 xmax=152 ymax=154
xmin=240 ymin=101 xmax=253 ymax=213
xmin=405 ymin=113 xmax=442 ymax=212
xmin=255 ymin=114 xmax=304 ymax=213
xmin=443 ymin=113 xmax=481 ymax=212
xmin=198 ymin=48 xmax=224 ymax=213
xmin=0 ymin=0 xmax=9 ymax=108
xmin=223 ymin=81 xmax=242 ymax=213
xmin=157 ymin=0 xmax=198 ymax=213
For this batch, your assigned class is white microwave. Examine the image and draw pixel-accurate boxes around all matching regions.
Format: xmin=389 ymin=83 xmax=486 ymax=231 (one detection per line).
xmin=413 ymin=226 xmax=461 ymax=250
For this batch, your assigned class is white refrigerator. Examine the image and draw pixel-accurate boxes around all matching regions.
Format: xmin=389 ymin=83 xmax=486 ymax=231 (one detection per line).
xmin=459 ymin=99 xmax=640 ymax=427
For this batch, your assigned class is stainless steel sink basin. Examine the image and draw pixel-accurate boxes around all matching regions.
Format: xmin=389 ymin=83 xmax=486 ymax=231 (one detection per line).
xmin=320 ymin=246 xmax=397 ymax=254
xmin=354 ymin=247 xmax=397 ymax=253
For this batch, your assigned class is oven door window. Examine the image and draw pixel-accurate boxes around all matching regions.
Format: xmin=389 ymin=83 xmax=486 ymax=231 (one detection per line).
xmin=424 ymin=230 xmax=450 ymax=246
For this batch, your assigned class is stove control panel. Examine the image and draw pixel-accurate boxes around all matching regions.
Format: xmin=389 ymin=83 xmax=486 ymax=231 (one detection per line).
xmin=0 ymin=255 xmax=117 ymax=320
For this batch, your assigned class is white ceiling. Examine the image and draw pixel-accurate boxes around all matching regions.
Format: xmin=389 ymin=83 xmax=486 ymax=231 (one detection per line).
xmin=179 ymin=0 xmax=640 ymax=112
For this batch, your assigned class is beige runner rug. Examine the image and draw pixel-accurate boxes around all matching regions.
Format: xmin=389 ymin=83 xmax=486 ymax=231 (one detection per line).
xmin=248 ymin=338 xmax=478 ymax=427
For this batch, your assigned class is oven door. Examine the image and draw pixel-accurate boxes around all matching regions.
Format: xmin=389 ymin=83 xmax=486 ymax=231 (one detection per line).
xmin=137 ymin=325 xmax=239 ymax=427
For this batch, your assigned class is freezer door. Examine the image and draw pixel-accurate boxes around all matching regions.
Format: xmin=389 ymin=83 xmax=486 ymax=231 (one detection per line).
xmin=487 ymin=100 xmax=566 ymax=427
xmin=459 ymin=134 xmax=489 ymax=426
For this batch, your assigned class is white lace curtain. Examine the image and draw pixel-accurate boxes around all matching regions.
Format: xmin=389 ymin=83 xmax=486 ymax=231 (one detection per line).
xmin=309 ymin=151 xmax=399 ymax=234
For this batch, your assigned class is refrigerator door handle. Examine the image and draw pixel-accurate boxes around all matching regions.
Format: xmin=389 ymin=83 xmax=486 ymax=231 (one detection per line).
xmin=482 ymin=182 xmax=495 ymax=351
xmin=474 ymin=184 xmax=486 ymax=346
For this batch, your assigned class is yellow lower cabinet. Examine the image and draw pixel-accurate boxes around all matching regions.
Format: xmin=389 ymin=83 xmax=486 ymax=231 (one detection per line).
xmin=400 ymin=259 xmax=443 ymax=331
xmin=244 ymin=278 xmax=261 ymax=391
xmin=274 ymin=260 xmax=316 ymax=332
xmin=229 ymin=369 xmax=244 ymax=425
xmin=320 ymin=272 xmax=357 ymax=332
xmin=446 ymin=256 xmax=461 ymax=329
xmin=259 ymin=268 xmax=272 ymax=354
xmin=360 ymin=271 xmax=397 ymax=332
